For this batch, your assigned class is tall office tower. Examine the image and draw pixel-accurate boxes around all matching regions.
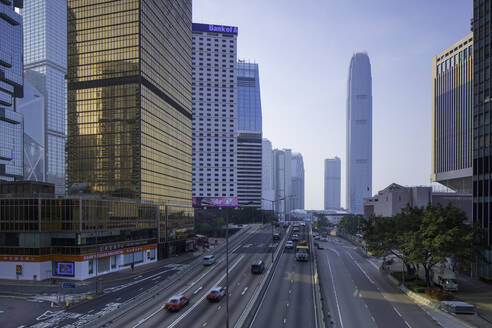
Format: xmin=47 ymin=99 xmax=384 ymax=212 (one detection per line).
xmin=67 ymin=0 xmax=193 ymax=208
xmin=262 ymin=138 xmax=274 ymax=210
xmin=22 ymin=0 xmax=67 ymax=194
xmin=291 ymin=153 xmax=305 ymax=210
xmin=191 ymin=23 xmax=238 ymax=200
xmin=0 ymin=1 xmax=23 ymax=182
xmin=273 ymin=149 xmax=292 ymax=218
xmin=324 ymin=157 xmax=341 ymax=210
xmin=17 ymin=80 xmax=45 ymax=181
xmin=474 ymin=0 xmax=492 ymax=260
xmin=346 ymin=52 xmax=372 ymax=214
xmin=237 ymin=60 xmax=262 ymax=208
xmin=432 ymin=34 xmax=473 ymax=193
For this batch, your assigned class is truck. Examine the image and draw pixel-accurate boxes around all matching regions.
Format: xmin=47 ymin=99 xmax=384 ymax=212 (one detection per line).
xmin=431 ymin=267 xmax=458 ymax=291
xmin=295 ymin=245 xmax=309 ymax=261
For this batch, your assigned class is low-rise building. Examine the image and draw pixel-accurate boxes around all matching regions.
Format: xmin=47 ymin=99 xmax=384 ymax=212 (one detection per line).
xmin=364 ymin=183 xmax=472 ymax=221
xmin=0 ymin=182 xmax=193 ymax=281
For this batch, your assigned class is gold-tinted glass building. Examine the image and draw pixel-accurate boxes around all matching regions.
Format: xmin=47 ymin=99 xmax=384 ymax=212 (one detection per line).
xmin=67 ymin=0 xmax=194 ymax=252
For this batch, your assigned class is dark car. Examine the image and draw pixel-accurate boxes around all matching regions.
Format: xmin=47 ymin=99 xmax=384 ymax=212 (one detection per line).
xmin=273 ymin=233 xmax=280 ymax=240
xmin=251 ymin=260 xmax=265 ymax=274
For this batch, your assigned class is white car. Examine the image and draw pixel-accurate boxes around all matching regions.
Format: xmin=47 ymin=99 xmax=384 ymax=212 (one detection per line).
xmin=203 ymin=254 xmax=216 ymax=266
xmin=285 ymin=241 xmax=294 ymax=249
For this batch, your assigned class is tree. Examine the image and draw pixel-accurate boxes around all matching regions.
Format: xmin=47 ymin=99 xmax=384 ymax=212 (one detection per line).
xmin=339 ymin=214 xmax=366 ymax=235
xmin=404 ymin=204 xmax=484 ymax=287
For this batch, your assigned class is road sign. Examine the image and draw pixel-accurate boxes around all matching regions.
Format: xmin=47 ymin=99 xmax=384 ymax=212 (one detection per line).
xmin=62 ymin=282 xmax=76 ymax=289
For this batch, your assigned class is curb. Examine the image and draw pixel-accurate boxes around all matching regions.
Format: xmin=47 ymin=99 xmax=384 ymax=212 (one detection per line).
xmin=311 ymin=228 xmax=325 ymax=328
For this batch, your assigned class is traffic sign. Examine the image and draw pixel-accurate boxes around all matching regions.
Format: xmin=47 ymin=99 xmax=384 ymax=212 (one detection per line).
xmin=62 ymin=282 xmax=76 ymax=289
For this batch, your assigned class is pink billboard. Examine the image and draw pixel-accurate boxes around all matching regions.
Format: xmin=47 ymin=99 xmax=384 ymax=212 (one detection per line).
xmin=192 ymin=197 xmax=238 ymax=207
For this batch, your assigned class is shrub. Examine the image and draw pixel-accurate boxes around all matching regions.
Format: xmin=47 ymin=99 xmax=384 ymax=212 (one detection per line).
xmin=426 ymin=288 xmax=455 ymax=301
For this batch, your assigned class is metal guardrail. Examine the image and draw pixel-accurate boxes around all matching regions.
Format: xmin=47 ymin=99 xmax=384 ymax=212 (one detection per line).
xmin=81 ymin=225 xmax=257 ymax=328
xmin=310 ymin=227 xmax=325 ymax=328
xmin=235 ymin=225 xmax=291 ymax=328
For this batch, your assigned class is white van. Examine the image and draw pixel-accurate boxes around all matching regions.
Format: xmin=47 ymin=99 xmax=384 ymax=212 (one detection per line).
xmin=203 ymin=254 xmax=216 ymax=266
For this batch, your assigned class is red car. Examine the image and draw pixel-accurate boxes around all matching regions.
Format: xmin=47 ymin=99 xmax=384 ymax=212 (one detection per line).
xmin=206 ymin=286 xmax=225 ymax=302
xmin=165 ymin=295 xmax=189 ymax=312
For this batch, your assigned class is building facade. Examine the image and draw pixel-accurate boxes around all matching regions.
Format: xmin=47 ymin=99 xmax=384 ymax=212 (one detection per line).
xmin=191 ymin=23 xmax=238 ymax=200
xmin=66 ymin=0 xmax=194 ymax=252
xmin=237 ymin=61 xmax=262 ymax=208
xmin=273 ymin=149 xmax=292 ymax=218
xmin=324 ymin=157 xmax=341 ymax=210
xmin=261 ymin=138 xmax=274 ymax=210
xmin=432 ymin=33 xmax=473 ymax=193
xmin=22 ymin=0 xmax=67 ymax=194
xmin=16 ymin=80 xmax=45 ymax=182
xmin=473 ymin=0 xmax=492 ymax=277
xmin=346 ymin=52 xmax=372 ymax=214
xmin=0 ymin=0 xmax=24 ymax=182
xmin=291 ymin=153 xmax=305 ymax=210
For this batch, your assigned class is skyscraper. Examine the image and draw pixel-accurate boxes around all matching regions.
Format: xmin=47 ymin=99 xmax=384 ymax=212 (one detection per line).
xmin=346 ymin=52 xmax=372 ymax=214
xmin=432 ymin=34 xmax=473 ymax=193
xmin=473 ymin=0 xmax=492 ymax=274
xmin=22 ymin=0 xmax=67 ymax=194
xmin=291 ymin=153 xmax=305 ymax=210
xmin=237 ymin=60 xmax=262 ymax=208
xmin=67 ymin=0 xmax=193 ymax=210
xmin=324 ymin=157 xmax=341 ymax=210
xmin=191 ymin=23 xmax=238 ymax=200
xmin=262 ymin=138 xmax=274 ymax=210
xmin=0 ymin=1 xmax=23 ymax=182
xmin=273 ymin=149 xmax=292 ymax=218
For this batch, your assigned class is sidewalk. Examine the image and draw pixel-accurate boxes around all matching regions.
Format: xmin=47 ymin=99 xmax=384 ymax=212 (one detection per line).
xmin=456 ymin=274 xmax=492 ymax=325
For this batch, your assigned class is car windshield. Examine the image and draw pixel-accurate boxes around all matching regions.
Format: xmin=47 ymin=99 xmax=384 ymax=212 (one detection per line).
xmin=169 ymin=298 xmax=179 ymax=303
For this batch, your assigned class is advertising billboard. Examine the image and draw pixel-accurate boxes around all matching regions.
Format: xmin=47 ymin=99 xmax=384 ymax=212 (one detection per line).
xmin=192 ymin=197 xmax=238 ymax=208
xmin=55 ymin=261 xmax=75 ymax=277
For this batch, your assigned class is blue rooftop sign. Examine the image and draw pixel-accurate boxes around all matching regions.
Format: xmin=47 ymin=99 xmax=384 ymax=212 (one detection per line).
xmin=192 ymin=23 xmax=238 ymax=35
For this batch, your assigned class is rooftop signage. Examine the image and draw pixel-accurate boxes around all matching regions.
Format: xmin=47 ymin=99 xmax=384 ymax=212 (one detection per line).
xmin=192 ymin=23 xmax=238 ymax=35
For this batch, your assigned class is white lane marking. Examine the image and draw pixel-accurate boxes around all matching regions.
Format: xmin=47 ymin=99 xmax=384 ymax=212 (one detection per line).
xmin=87 ymin=309 xmax=95 ymax=314
xmin=347 ymin=252 xmax=376 ymax=285
xmin=326 ymin=247 xmax=340 ymax=257
xmin=167 ymin=255 xmax=245 ymax=328
xmin=138 ymin=288 xmax=143 ymax=291
xmin=393 ymin=306 xmax=402 ymax=317
xmin=151 ymin=275 xmax=161 ymax=281
xmin=179 ymin=264 xmax=217 ymax=294
xmin=241 ymin=287 xmax=248 ymax=295
xmin=193 ymin=286 xmax=203 ymax=295
xmin=368 ymin=260 xmax=379 ymax=270
xmin=404 ymin=321 xmax=412 ymax=328
xmin=133 ymin=275 xmax=143 ymax=280
xmin=202 ymin=322 xmax=207 ymax=327
xmin=327 ymin=256 xmax=344 ymax=328
xmin=116 ymin=297 xmax=122 ymax=301
xmin=132 ymin=255 xmax=244 ymax=328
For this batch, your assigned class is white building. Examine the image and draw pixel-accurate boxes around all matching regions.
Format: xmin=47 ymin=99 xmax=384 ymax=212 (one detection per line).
xmin=346 ymin=52 xmax=372 ymax=214
xmin=324 ymin=157 xmax=341 ymax=210
xmin=192 ymin=23 xmax=238 ymax=199
xmin=261 ymin=138 xmax=274 ymax=210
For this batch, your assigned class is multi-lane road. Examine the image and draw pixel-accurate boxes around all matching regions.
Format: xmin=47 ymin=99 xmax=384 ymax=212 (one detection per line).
xmin=318 ymin=236 xmax=439 ymax=328
xmin=20 ymin=224 xmax=450 ymax=328
xmin=251 ymin=224 xmax=316 ymax=328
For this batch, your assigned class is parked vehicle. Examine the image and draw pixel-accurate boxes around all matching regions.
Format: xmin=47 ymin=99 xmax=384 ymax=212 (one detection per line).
xmin=165 ymin=295 xmax=189 ymax=312
xmin=295 ymin=245 xmax=309 ymax=261
xmin=251 ymin=260 xmax=265 ymax=274
xmin=203 ymin=254 xmax=216 ymax=266
xmin=432 ymin=267 xmax=458 ymax=291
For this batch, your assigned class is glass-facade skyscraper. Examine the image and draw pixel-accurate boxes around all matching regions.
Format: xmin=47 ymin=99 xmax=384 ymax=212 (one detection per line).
xmin=237 ymin=61 xmax=262 ymax=207
xmin=22 ymin=0 xmax=67 ymax=194
xmin=346 ymin=52 xmax=372 ymax=214
xmin=67 ymin=0 xmax=194 ymax=243
xmin=473 ymin=0 xmax=492 ymax=277
xmin=324 ymin=157 xmax=341 ymax=210
xmin=0 ymin=1 xmax=24 ymax=182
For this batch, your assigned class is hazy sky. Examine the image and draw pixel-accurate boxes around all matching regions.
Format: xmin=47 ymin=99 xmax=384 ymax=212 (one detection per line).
xmin=193 ymin=0 xmax=472 ymax=210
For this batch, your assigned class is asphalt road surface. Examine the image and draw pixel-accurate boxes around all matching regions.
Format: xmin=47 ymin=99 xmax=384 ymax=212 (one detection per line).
xmin=250 ymin=224 xmax=316 ymax=328
xmin=317 ymin=236 xmax=440 ymax=328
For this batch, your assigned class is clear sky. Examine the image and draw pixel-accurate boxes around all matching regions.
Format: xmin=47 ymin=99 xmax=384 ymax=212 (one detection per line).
xmin=193 ymin=0 xmax=472 ymax=210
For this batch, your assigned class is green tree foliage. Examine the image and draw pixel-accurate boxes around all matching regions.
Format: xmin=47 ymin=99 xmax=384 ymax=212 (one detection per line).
xmin=339 ymin=214 xmax=366 ymax=235
xmin=364 ymin=203 xmax=485 ymax=287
